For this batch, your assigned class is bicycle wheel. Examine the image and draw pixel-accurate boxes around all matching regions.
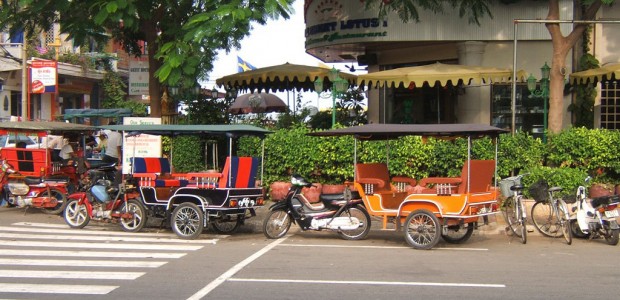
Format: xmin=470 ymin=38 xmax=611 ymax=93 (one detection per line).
xmin=556 ymin=199 xmax=572 ymax=245
xmin=531 ymin=201 xmax=562 ymax=238
xmin=503 ymin=196 xmax=524 ymax=239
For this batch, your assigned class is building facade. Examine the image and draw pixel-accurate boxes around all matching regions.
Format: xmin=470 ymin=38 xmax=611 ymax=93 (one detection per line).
xmin=304 ymin=0 xmax=619 ymax=131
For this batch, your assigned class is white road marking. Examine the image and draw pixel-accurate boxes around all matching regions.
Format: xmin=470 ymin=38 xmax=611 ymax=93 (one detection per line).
xmin=0 ymin=232 xmax=218 ymax=244
xmin=4 ymin=223 xmax=228 ymax=240
xmin=279 ymin=243 xmax=488 ymax=251
xmin=0 ymin=270 xmax=144 ymax=280
xmin=0 ymin=283 xmax=118 ymax=295
xmin=229 ymin=278 xmax=505 ymax=288
xmin=187 ymin=237 xmax=289 ymax=300
xmin=0 ymin=240 xmax=203 ymax=251
xmin=0 ymin=258 xmax=166 ymax=268
xmin=0 ymin=249 xmax=186 ymax=259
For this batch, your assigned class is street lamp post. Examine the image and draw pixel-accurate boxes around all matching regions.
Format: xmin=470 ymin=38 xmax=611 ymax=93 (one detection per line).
xmin=527 ymin=62 xmax=551 ymax=143
xmin=314 ymin=67 xmax=349 ymax=128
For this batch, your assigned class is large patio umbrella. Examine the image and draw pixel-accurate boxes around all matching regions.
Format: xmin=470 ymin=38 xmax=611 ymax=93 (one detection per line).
xmin=357 ymin=62 xmax=526 ymax=88
xmin=229 ymin=92 xmax=288 ymax=114
xmin=569 ymin=63 xmax=620 ymax=84
xmin=216 ymin=62 xmax=357 ymax=92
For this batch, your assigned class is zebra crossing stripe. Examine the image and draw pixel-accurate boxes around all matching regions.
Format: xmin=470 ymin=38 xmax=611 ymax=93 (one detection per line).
xmin=0 ymin=258 xmax=166 ymax=268
xmin=0 ymin=232 xmax=218 ymax=244
xmin=0 ymin=270 xmax=144 ymax=280
xmin=0 ymin=283 xmax=117 ymax=295
xmin=4 ymin=223 xmax=229 ymax=240
xmin=0 ymin=240 xmax=203 ymax=251
xmin=0 ymin=249 xmax=186 ymax=259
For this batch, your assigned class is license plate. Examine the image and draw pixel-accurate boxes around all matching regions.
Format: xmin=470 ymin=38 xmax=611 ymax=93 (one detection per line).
xmin=604 ymin=209 xmax=619 ymax=218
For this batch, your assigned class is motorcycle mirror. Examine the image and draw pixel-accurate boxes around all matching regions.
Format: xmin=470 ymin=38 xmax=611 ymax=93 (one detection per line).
xmin=585 ymin=176 xmax=592 ymax=183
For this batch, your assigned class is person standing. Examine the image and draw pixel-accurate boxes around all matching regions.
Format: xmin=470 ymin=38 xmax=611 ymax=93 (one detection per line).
xmin=103 ymin=129 xmax=122 ymax=165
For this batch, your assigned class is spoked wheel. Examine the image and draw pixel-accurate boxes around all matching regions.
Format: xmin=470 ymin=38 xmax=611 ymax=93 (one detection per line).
xmin=404 ymin=210 xmax=440 ymax=250
xmin=63 ymin=199 xmax=90 ymax=229
xmin=263 ymin=209 xmax=292 ymax=239
xmin=336 ymin=206 xmax=371 ymax=240
xmin=40 ymin=189 xmax=68 ymax=215
xmin=211 ymin=215 xmax=243 ymax=234
xmin=171 ymin=202 xmax=204 ymax=239
xmin=441 ymin=223 xmax=475 ymax=244
xmin=119 ymin=199 xmax=147 ymax=232
xmin=531 ymin=201 xmax=562 ymax=238
xmin=503 ymin=196 xmax=525 ymax=241
xmin=556 ymin=199 xmax=572 ymax=245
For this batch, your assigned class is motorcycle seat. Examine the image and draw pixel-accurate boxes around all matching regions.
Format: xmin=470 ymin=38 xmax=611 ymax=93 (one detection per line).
xmin=320 ymin=191 xmax=361 ymax=206
xmin=591 ymin=195 xmax=620 ymax=208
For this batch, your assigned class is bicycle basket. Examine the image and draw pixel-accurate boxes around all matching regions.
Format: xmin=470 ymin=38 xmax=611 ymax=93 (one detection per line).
xmin=528 ymin=180 xmax=549 ymax=203
xmin=499 ymin=176 xmax=521 ymax=198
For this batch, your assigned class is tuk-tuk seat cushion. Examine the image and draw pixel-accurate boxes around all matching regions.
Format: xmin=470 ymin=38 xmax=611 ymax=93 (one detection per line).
xmin=131 ymin=157 xmax=188 ymax=187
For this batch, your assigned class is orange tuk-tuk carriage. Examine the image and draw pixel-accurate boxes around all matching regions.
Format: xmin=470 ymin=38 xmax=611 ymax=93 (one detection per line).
xmin=309 ymin=124 xmax=507 ymax=250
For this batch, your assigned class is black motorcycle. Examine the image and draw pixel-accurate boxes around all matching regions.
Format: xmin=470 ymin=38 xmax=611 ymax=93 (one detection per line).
xmin=263 ymin=174 xmax=371 ymax=240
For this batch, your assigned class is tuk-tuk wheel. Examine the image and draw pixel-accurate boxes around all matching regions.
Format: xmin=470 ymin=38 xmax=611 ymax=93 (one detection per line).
xmin=404 ymin=209 xmax=440 ymax=250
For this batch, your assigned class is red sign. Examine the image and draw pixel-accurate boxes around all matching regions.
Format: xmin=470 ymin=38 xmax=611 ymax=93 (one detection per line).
xmin=30 ymin=60 xmax=58 ymax=94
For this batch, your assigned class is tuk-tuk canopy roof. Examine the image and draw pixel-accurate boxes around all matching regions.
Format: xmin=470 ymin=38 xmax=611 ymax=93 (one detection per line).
xmin=100 ymin=124 xmax=272 ymax=138
xmin=307 ymin=124 xmax=508 ymax=140
xmin=63 ymin=108 xmax=133 ymax=119
xmin=0 ymin=121 xmax=96 ymax=135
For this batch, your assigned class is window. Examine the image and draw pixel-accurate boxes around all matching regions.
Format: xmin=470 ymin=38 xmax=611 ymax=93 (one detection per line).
xmin=600 ymin=80 xmax=619 ymax=129
xmin=491 ymin=83 xmax=545 ymax=137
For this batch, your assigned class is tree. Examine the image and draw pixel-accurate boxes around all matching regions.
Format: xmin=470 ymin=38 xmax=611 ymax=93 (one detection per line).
xmin=0 ymin=0 xmax=294 ymax=117
xmin=363 ymin=0 xmax=615 ymax=133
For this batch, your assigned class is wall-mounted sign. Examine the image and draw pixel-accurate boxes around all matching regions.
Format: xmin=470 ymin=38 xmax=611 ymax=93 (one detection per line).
xmin=30 ymin=60 xmax=57 ymax=94
xmin=129 ymin=57 xmax=149 ymax=96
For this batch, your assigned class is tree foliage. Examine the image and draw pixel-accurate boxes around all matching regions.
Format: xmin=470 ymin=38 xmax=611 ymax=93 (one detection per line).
xmin=0 ymin=0 xmax=294 ymax=117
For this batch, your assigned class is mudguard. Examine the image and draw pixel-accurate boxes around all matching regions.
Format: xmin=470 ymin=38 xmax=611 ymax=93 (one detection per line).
xmin=609 ymin=220 xmax=619 ymax=230
xmin=268 ymin=200 xmax=288 ymax=211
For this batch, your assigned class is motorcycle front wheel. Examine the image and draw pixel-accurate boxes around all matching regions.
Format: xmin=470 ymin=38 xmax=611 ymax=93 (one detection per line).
xmin=119 ymin=199 xmax=147 ymax=232
xmin=64 ymin=199 xmax=90 ymax=229
xmin=171 ymin=202 xmax=204 ymax=240
xmin=40 ymin=188 xmax=68 ymax=215
xmin=263 ymin=209 xmax=292 ymax=239
xmin=336 ymin=206 xmax=371 ymax=240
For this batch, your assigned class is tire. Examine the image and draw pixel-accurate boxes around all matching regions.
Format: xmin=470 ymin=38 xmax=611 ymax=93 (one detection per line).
xmin=570 ymin=219 xmax=590 ymax=239
xmin=63 ymin=199 xmax=90 ymax=229
xmin=404 ymin=209 xmax=441 ymax=250
xmin=557 ymin=199 xmax=572 ymax=245
xmin=171 ymin=202 xmax=204 ymax=239
xmin=40 ymin=188 xmax=68 ymax=215
xmin=441 ymin=223 xmax=475 ymax=244
xmin=503 ymin=196 xmax=524 ymax=238
xmin=531 ymin=201 xmax=562 ymax=238
xmin=604 ymin=227 xmax=619 ymax=246
xmin=119 ymin=199 xmax=147 ymax=232
xmin=263 ymin=209 xmax=292 ymax=239
xmin=336 ymin=206 xmax=371 ymax=240
xmin=211 ymin=215 xmax=242 ymax=234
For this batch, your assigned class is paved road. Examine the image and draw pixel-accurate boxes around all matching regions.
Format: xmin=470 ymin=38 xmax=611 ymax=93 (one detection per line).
xmin=1 ymin=206 xmax=619 ymax=300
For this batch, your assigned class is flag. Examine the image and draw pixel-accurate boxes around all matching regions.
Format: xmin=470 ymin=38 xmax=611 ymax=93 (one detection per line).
xmin=237 ymin=56 xmax=257 ymax=72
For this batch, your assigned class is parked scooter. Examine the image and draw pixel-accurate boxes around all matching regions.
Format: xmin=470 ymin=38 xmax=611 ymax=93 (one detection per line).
xmin=569 ymin=176 xmax=620 ymax=245
xmin=0 ymin=159 xmax=69 ymax=214
xmin=263 ymin=175 xmax=371 ymax=240
xmin=63 ymin=165 xmax=146 ymax=232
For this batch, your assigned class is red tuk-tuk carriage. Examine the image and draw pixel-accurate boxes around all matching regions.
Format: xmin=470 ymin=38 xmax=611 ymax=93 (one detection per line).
xmin=309 ymin=123 xmax=507 ymax=249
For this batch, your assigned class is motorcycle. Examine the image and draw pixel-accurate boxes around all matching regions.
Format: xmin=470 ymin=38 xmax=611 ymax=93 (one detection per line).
xmin=1 ymin=159 xmax=69 ymax=215
xmin=569 ymin=176 xmax=620 ymax=245
xmin=263 ymin=174 xmax=371 ymax=240
xmin=63 ymin=165 xmax=147 ymax=232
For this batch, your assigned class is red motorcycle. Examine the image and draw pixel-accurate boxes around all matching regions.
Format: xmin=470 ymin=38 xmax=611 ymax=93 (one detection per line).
xmin=63 ymin=166 xmax=146 ymax=232
xmin=1 ymin=158 xmax=69 ymax=214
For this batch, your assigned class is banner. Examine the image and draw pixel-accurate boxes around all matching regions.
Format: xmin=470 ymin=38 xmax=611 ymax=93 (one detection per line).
xmin=30 ymin=60 xmax=57 ymax=94
xmin=129 ymin=57 xmax=149 ymax=95
xmin=121 ymin=117 xmax=162 ymax=174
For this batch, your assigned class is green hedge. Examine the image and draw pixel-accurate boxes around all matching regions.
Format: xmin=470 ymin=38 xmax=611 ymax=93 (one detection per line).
xmin=167 ymin=126 xmax=619 ymax=196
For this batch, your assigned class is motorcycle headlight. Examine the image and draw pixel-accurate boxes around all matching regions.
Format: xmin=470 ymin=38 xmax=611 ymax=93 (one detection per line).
xmin=8 ymin=183 xmax=30 ymax=196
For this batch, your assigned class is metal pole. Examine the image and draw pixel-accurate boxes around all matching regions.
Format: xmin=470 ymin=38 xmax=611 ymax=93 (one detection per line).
xmin=331 ymin=91 xmax=336 ymax=128
xmin=21 ymin=31 xmax=28 ymax=119
xmin=511 ymin=21 xmax=518 ymax=136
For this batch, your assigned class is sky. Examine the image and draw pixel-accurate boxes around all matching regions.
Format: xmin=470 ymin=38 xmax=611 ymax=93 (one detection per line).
xmin=205 ymin=0 xmax=365 ymax=111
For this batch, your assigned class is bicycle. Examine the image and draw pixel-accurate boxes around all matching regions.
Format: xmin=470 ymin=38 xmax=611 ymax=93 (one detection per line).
xmin=500 ymin=174 xmax=528 ymax=244
xmin=529 ymin=180 xmax=572 ymax=245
